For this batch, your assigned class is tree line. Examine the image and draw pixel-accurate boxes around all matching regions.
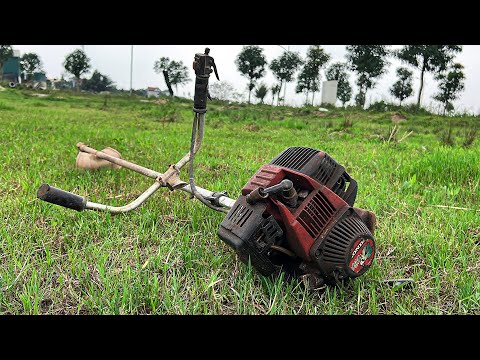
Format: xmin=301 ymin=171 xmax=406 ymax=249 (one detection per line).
xmin=230 ymin=45 xmax=465 ymax=115
xmin=0 ymin=46 xmax=114 ymax=92
xmin=1 ymin=45 xmax=466 ymax=114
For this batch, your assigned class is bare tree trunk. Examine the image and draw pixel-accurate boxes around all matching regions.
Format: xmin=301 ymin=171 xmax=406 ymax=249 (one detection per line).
xmin=163 ymin=70 xmax=174 ymax=96
xmin=277 ymin=82 xmax=282 ymax=106
xmin=417 ymin=64 xmax=426 ymax=108
xmin=356 ymin=84 xmax=366 ymax=108
xmin=312 ymin=91 xmax=315 ymax=106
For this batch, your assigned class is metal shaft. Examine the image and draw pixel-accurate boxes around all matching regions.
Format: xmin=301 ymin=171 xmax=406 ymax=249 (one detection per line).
xmin=179 ymin=184 xmax=235 ymax=208
xmin=175 ymin=112 xmax=205 ymax=170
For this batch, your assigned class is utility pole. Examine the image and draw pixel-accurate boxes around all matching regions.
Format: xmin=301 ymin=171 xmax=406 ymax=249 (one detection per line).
xmin=130 ymin=45 xmax=134 ymax=96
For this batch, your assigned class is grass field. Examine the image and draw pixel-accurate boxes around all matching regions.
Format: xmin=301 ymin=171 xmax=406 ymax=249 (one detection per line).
xmin=0 ymin=88 xmax=479 ymax=314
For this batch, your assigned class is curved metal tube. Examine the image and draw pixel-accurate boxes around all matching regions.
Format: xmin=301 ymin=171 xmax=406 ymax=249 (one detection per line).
xmin=83 ymin=180 xmax=234 ymax=214
xmin=85 ymin=181 xmax=162 ymax=213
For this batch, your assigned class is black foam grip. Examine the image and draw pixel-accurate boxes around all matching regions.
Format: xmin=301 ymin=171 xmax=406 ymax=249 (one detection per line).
xmin=194 ymin=76 xmax=208 ymax=110
xmin=37 ymin=184 xmax=86 ymax=211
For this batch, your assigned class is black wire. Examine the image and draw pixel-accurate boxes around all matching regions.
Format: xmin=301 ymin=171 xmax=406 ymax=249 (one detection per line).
xmin=188 ymin=113 xmax=229 ymax=214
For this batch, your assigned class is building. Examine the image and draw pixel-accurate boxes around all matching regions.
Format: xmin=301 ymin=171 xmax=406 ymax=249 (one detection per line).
xmin=32 ymin=72 xmax=47 ymax=90
xmin=321 ymin=80 xmax=338 ymax=105
xmin=146 ymin=86 xmax=161 ymax=98
xmin=1 ymin=51 xmax=21 ymax=84
xmin=47 ymin=78 xmax=74 ymax=90
xmin=145 ymin=87 xmax=170 ymax=98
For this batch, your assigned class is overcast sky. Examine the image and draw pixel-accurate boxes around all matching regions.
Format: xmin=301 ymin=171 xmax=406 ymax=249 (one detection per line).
xmin=12 ymin=45 xmax=480 ymax=114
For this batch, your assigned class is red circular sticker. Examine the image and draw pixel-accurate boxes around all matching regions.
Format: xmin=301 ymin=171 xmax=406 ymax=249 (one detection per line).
xmin=349 ymin=238 xmax=375 ymax=273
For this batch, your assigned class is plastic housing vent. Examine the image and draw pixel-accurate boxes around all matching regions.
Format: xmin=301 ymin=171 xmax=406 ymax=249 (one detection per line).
xmin=227 ymin=203 xmax=253 ymax=227
xmin=270 ymin=147 xmax=319 ymax=171
xmin=297 ymin=191 xmax=335 ymax=238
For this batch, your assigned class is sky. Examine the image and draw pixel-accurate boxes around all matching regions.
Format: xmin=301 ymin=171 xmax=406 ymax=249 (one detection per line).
xmin=12 ymin=45 xmax=480 ymax=114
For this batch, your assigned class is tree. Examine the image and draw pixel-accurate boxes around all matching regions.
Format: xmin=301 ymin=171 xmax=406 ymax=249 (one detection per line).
xmin=209 ymin=80 xmax=235 ymax=101
xmin=433 ymin=63 xmax=465 ymax=115
xmin=345 ymin=45 xmax=390 ymax=108
xmin=395 ymin=45 xmax=462 ymax=108
xmin=169 ymin=61 xmax=190 ymax=95
xmin=326 ymin=62 xmax=352 ymax=107
xmin=231 ymin=91 xmax=246 ymax=103
xmin=269 ymin=51 xmax=303 ymax=105
xmin=20 ymin=53 xmax=42 ymax=81
xmin=235 ymin=45 xmax=267 ymax=104
xmin=390 ymin=67 xmax=413 ymax=106
xmin=63 ymin=49 xmax=91 ymax=91
xmin=0 ymin=45 xmax=13 ymax=78
xmin=81 ymin=70 xmax=115 ymax=92
xmin=153 ymin=57 xmax=190 ymax=96
xmin=296 ymin=46 xmax=330 ymax=105
xmin=270 ymin=84 xmax=281 ymax=106
xmin=296 ymin=62 xmax=319 ymax=105
xmin=254 ymin=83 xmax=268 ymax=104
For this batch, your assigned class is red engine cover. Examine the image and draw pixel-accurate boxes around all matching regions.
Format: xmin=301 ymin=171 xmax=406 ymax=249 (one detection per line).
xmin=241 ymin=164 xmax=350 ymax=261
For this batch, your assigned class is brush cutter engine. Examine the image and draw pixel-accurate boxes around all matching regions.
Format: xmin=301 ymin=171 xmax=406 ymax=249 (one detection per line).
xmin=36 ymin=48 xmax=378 ymax=289
xmin=218 ymin=146 xmax=376 ymax=286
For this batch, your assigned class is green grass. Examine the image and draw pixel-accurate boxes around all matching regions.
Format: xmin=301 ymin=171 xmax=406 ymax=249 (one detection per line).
xmin=0 ymin=89 xmax=479 ymax=314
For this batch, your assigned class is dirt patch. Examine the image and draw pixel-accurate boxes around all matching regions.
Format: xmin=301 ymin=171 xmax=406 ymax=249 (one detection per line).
xmin=41 ymin=298 xmax=53 ymax=312
xmin=244 ymin=124 xmax=260 ymax=132
xmin=468 ymin=227 xmax=480 ymax=244
xmin=391 ymin=113 xmax=407 ymax=124
xmin=155 ymin=98 xmax=169 ymax=105
xmin=32 ymin=93 xmax=49 ymax=97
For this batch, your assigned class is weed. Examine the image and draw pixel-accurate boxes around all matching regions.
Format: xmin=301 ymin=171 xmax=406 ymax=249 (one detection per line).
xmin=440 ymin=123 xmax=455 ymax=146
xmin=342 ymin=114 xmax=354 ymax=129
xmin=463 ymin=127 xmax=478 ymax=148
